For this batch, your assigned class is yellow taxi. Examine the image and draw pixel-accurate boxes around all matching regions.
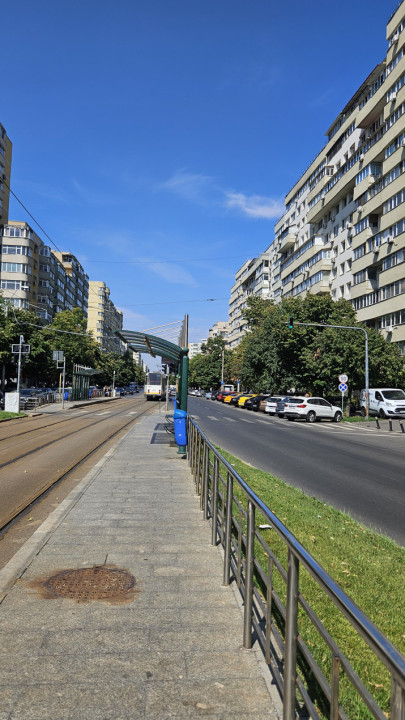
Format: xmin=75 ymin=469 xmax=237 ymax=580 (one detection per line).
xmin=224 ymin=392 xmax=242 ymax=404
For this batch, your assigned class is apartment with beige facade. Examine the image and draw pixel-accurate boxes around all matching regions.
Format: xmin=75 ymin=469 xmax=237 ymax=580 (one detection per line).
xmin=227 ymin=249 xmax=275 ymax=349
xmin=228 ymin=2 xmax=405 ymax=354
xmin=1 ymin=221 xmax=89 ymax=322
xmin=208 ymin=320 xmax=229 ymax=341
xmin=87 ymin=280 xmax=123 ymax=353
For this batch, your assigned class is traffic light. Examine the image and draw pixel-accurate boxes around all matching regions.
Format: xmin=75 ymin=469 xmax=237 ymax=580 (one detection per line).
xmin=288 ymin=316 xmax=294 ymax=329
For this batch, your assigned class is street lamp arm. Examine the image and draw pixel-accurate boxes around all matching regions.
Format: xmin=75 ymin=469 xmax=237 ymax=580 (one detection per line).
xmin=285 ymin=321 xmax=369 ymax=419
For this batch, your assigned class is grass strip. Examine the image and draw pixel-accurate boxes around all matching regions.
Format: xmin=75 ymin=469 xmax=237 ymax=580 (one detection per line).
xmin=216 ymin=446 xmax=405 ymax=719
xmin=0 ymin=411 xmax=26 ymax=421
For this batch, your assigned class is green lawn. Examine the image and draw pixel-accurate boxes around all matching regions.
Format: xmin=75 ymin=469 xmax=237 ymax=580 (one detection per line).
xmin=0 ymin=411 xmax=26 ymax=421
xmin=216 ymin=447 xmax=405 ymax=719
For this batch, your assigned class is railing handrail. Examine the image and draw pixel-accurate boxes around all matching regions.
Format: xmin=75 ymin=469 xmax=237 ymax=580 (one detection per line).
xmin=188 ymin=416 xmax=405 ymax=684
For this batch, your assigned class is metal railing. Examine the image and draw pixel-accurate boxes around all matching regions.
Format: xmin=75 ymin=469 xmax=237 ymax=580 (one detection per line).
xmin=187 ymin=417 xmax=405 ymax=720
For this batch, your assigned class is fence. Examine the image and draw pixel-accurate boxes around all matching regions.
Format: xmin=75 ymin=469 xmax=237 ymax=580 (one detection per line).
xmin=187 ymin=417 xmax=405 ymax=720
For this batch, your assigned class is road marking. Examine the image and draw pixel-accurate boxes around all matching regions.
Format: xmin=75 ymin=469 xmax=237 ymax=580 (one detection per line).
xmin=207 ymin=415 xmax=220 ymax=421
xmin=96 ymin=411 xmax=111 ymax=415
xmin=240 ymin=418 xmax=255 ymax=423
xmin=223 ymin=417 xmax=236 ymax=422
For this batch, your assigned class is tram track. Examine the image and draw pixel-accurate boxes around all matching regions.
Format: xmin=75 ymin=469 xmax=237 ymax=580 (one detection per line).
xmin=0 ymin=401 xmax=148 ymax=469
xmin=0 ymin=403 xmax=156 ymax=536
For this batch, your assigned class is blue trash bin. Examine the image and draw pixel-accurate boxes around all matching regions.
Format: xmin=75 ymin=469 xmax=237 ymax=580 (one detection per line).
xmin=173 ymin=408 xmax=187 ymax=447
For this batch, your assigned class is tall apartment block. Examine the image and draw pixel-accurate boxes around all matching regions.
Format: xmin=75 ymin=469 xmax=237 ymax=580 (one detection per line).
xmin=52 ymin=252 xmax=89 ymax=318
xmin=0 ymin=123 xmax=12 ymax=227
xmin=0 ymin=221 xmax=89 ymax=322
xmin=87 ymin=281 xmax=123 ymax=353
xmin=228 ymin=2 xmax=405 ymax=354
xmin=208 ymin=320 xmax=229 ymax=341
xmin=227 ymin=249 xmax=274 ymax=350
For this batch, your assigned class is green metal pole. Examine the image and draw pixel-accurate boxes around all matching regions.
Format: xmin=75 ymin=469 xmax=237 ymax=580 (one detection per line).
xmin=178 ymin=350 xmax=189 ymax=412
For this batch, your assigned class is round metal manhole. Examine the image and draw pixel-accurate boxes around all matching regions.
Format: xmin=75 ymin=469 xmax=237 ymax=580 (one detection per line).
xmin=43 ymin=565 xmax=137 ymax=604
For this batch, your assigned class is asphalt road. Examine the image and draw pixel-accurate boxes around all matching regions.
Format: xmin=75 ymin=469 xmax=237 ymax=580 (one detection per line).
xmin=188 ymin=397 xmax=405 ymax=547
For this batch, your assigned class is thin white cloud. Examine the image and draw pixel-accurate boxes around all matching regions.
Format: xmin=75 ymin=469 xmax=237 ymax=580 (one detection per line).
xmin=149 ymin=262 xmax=197 ymax=286
xmin=160 ymin=168 xmax=285 ymax=221
xmin=72 ymin=179 xmax=116 ymax=206
xmin=117 ymin=307 xmax=151 ymax=329
xmin=225 ymin=192 xmax=285 ymax=220
xmin=159 ymin=169 xmax=217 ymax=204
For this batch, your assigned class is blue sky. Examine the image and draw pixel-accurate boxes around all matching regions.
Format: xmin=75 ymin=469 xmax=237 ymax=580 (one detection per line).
xmin=3 ymin=0 xmax=392 ymax=361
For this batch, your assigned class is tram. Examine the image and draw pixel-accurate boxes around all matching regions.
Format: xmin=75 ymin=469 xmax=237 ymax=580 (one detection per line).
xmin=144 ymin=371 xmax=167 ymax=400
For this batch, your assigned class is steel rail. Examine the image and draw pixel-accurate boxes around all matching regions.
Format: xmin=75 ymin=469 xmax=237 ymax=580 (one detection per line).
xmin=0 ymin=405 xmax=154 ymax=535
xmin=187 ymin=416 xmax=405 ymax=720
xmin=0 ymin=401 xmax=148 ymax=470
xmin=0 ymin=397 xmax=138 ymax=443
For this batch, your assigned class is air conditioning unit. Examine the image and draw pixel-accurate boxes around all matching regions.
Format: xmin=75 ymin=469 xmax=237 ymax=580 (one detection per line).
xmin=347 ymin=222 xmax=353 ymax=229
xmin=401 ymin=139 xmax=405 ymax=147
xmin=390 ymin=91 xmax=397 ymax=100
xmin=359 ymin=153 xmax=364 ymax=161
xmin=357 ymin=206 xmax=363 ymax=213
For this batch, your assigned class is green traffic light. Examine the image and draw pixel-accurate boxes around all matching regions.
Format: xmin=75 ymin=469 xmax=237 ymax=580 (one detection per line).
xmin=289 ymin=316 xmax=294 ymax=329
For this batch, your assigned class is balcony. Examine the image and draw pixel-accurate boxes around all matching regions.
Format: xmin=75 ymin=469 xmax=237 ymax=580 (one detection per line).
xmin=278 ymin=225 xmax=297 ymax=253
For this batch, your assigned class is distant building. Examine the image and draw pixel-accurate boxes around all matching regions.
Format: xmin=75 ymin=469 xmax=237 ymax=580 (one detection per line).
xmin=87 ymin=280 xmax=123 ymax=353
xmin=52 ymin=252 xmax=89 ymax=318
xmin=188 ymin=339 xmax=207 ymax=359
xmin=0 ymin=123 xmax=12 ymax=228
xmin=227 ymin=250 xmax=273 ymax=349
xmin=208 ymin=321 xmax=229 ymax=341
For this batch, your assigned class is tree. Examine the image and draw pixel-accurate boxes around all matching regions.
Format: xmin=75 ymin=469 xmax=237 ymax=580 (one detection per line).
xmin=188 ymin=337 xmax=232 ymax=390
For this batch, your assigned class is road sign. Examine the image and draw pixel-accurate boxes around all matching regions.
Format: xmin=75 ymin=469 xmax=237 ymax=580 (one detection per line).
xmin=339 ymin=374 xmax=348 ymax=382
xmin=339 ymin=383 xmax=348 ymax=392
xmin=11 ymin=344 xmax=30 ymax=354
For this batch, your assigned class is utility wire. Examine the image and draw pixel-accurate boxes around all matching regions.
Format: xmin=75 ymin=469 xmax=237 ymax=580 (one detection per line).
xmin=2 ymin=178 xmax=62 ymax=253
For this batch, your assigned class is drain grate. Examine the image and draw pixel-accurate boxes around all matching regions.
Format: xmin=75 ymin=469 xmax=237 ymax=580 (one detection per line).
xmin=41 ymin=565 xmax=137 ymax=603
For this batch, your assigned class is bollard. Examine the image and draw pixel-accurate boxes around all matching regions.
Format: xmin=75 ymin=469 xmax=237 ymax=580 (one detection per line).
xmin=389 ymin=419 xmax=393 ymax=432
xmin=400 ymin=421 xmax=405 ymax=434
xmin=375 ymin=417 xmax=380 ymax=429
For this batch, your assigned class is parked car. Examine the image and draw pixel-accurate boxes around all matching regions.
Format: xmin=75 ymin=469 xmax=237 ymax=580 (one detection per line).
xmin=19 ymin=388 xmax=42 ymax=410
xmin=205 ymin=391 xmax=212 ymax=399
xmin=275 ymin=397 xmax=291 ymax=418
xmin=283 ymin=396 xmax=343 ymax=423
xmin=237 ymin=394 xmax=258 ymax=407
xmin=265 ymin=395 xmax=286 ymax=415
xmin=229 ymin=393 xmax=245 ymax=406
xmin=245 ymin=394 xmax=269 ymax=411
xmin=115 ymin=386 xmax=126 ymax=396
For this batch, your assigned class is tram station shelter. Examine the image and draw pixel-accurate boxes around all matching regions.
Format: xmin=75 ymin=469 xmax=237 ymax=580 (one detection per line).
xmin=115 ymin=330 xmax=189 ymax=411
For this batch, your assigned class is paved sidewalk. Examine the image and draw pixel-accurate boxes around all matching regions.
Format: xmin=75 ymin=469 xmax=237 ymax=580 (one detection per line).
xmin=0 ymin=409 xmax=281 ymax=720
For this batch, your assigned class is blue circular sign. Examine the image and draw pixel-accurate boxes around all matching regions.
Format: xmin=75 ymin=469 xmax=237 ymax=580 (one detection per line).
xmin=339 ymin=383 xmax=348 ymax=392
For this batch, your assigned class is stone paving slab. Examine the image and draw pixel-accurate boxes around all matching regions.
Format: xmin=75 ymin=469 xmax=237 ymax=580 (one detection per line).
xmin=0 ymin=409 xmax=281 ymax=720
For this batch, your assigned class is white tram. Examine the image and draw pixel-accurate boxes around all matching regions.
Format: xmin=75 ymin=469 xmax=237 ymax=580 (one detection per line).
xmin=144 ymin=371 xmax=167 ymax=400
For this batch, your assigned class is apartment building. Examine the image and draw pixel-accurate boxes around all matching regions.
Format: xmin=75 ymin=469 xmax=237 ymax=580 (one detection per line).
xmin=188 ymin=340 xmax=207 ymax=358
xmin=87 ymin=280 xmax=123 ymax=353
xmin=226 ymin=3 xmax=405 ymax=353
xmin=275 ymin=2 xmax=405 ymax=354
xmin=227 ymin=249 xmax=274 ymax=349
xmin=53 ymin=252 xmax=89 ymax=318
xmin=0 ymin=123 xmax=12 ymax=227
xmin=1 ymin=221 xmax=90 ymax=323
xmin=208 ymin=320 xmax=229 ymax=341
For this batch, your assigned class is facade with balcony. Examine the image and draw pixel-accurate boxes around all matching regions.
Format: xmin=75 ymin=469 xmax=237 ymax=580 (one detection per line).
xmin=227 ymin=2 xmax=405 ymax=353
xmin=87 ymin=280 xmax=123 ymax=353
xmin=227 ymin=250 xmax=274 ymax=349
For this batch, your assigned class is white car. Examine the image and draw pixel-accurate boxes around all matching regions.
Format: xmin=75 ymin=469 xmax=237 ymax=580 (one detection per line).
xmin=264 ymin=395 xmax=285 ymax=415
xmin=283 ymin=396 xmax=343 ymax=423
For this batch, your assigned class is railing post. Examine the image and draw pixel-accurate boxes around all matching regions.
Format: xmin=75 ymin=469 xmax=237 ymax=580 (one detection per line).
xmin=200 ymin=439 xmax=206 ymax=510
xmin=283 ymin=550 xmax=299 ymax=720
xmin=243 ymin=499 xmax=255 ymax=649
xmin=265 ymin=555 xmax=273 ymax=663
xmin=203 ymin=444 xmax=209 ymax=519
xmin=211 ymin=456 xmax=219 ymax=546
xmin=196 ymin=433 xmax=202 ymax=494
xmin=223 ymin=472 xmax=233 ymax=586
xmin=330 ymin=654 xmax=341 ymax=720
xmin=391 ymin=676 xmax=405 ymax=720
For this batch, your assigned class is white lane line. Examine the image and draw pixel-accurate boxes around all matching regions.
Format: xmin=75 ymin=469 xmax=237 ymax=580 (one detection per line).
xmin=223 ymin=417 xmax=236 ymax=422
xmin=240 ymin=418 xmax=255 ymax=423
xmin=96 ymin=411 xmax=111 ymax=415
xmin=207 ymin=416 xmax=220 ymax=421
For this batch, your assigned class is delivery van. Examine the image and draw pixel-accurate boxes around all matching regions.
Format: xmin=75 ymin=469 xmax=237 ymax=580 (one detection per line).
xmin=360 ymin=388 xmax=405 ymax=417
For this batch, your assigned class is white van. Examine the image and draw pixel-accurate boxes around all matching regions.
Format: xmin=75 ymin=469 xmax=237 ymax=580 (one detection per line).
xmin=360 ymin=388 xmax=405 ymax=418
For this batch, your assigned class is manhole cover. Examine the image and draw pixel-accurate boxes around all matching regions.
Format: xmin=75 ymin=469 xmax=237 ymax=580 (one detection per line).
xmin=40 ymin=565 xmax=137 ymax=603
